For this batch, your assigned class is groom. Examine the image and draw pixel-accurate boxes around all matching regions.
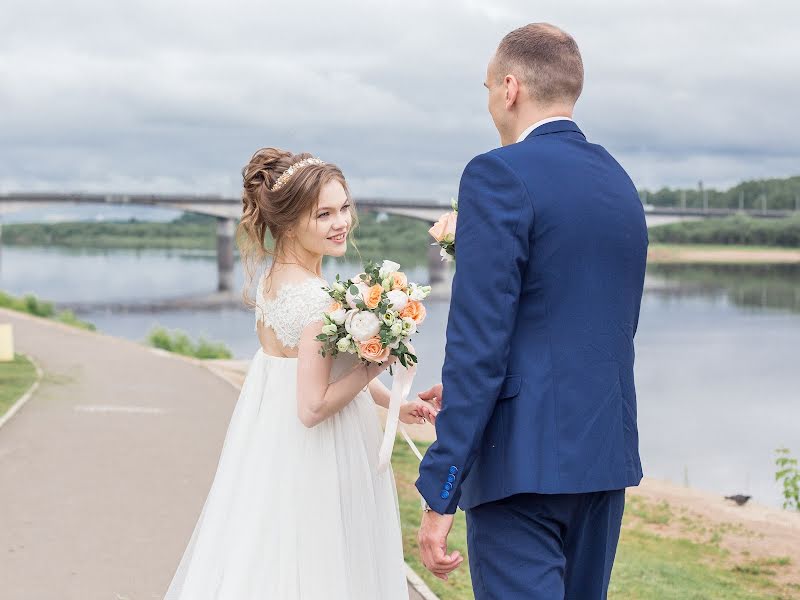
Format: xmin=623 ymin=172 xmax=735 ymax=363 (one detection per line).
xmin=416 ymin=23 xmax=648 ymax=599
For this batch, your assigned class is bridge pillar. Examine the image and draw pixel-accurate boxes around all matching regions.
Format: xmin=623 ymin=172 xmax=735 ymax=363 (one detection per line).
xmin=216 ymin=217 xmax=235 ymax=292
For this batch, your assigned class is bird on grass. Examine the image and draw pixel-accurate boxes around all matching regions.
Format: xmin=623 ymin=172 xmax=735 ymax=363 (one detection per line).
xmin=725 ymin=494 xmax=751 ymax=506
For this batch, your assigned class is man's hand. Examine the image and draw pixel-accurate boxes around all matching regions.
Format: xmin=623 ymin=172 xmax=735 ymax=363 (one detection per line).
xmin=417 ymin=510 xmax=463 ymax=580
xmin=417 ymin=383 xmax=443 ymax=411
xmin=400 ymin=400 xmax=439 ymax=425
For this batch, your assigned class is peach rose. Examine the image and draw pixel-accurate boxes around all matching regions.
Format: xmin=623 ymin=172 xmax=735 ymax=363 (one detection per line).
xmin=359 ymin=336 xmax=391 ymax=362
xmin=391 ymin=271 xmax=408 ymax=291
xmin=364 ymin=284 xmax=384 ymax=309
xmin=328 ymin=301 xmax=342 ymax=312
xmin=428 ymin=211 xmax=457 ymax=243
xmin=400 ymin=300 xmax=426 ymax=324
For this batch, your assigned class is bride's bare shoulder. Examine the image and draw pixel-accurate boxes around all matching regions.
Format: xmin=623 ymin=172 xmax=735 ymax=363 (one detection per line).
xmin=263 ymin=265 xmax=326 ymax=300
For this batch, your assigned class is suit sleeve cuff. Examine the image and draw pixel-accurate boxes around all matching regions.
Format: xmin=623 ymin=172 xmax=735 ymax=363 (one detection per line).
xmin=415 ymin=475 xmax=460 ymax=515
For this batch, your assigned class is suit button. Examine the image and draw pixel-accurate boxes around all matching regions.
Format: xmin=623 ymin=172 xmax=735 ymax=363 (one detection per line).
xmin=444 ymin=482 xmax=453 ymax=491
xmin=447 ymin=474 xmax=456 ymax=483
xmin=440 ymin=490 xmax=450 ymax=499
xmin=449 ymin=466 xmax=458 ymax=475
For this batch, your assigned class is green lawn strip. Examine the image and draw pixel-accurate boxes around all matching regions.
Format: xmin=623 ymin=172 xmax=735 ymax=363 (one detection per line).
xmin=392 ymin=441 xmax=474 ymax=599
xmin=610 ymin=527 xmax=788 ymax=599
xmin=0 ymin=353 xmax=37 ymax=419
xmin=391 ymin=442 xmax=794 ymax=600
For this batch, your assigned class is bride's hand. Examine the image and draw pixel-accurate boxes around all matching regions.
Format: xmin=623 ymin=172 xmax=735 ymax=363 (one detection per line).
xmin=365 ymin=355 xmax=396 ymax=381
xmin=400 ymin=400 xmax=439 ymax=425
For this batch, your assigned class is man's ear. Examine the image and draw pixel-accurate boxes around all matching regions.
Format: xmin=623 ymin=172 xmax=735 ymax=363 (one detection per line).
xmin=504 ymin=75 xmax=519 ymax=110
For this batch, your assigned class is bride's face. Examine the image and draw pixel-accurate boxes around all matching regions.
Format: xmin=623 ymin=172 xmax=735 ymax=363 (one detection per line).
xmin=294 ymin=179 xmax=352 ymax=259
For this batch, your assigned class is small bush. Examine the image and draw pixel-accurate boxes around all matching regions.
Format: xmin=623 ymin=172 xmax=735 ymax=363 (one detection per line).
xmin=1 ymin=290 xmax=95 ymax=329
xmin=146 ymin=326 xmax=232 ymax=359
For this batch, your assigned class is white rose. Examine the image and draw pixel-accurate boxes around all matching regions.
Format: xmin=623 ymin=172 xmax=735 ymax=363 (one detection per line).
xmin=329 ymin=307 xmax=347 ymax=325
xmin=401 ymin=317 xmax=417 ymax=335
xmin=386 ymin=289 xmax=408 ymax=312
xmin=336 ymin=337 xmax=351 ymax=353
xmin=344 ymin=310 xmax=381 ymax=342
xmin=390 ymin=321 xmax=403 ymax=337
xmin=409 ymin=285 xmax=426 ymax=301
xmin=321 ymin=323 xmax=338 ymax=336
xmin=379 ymin=260 xmax=401 ymax=279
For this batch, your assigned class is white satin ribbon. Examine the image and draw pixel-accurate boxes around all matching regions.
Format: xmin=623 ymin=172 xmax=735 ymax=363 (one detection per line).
xmin=377 ymin=362 xmax=418 ymax=473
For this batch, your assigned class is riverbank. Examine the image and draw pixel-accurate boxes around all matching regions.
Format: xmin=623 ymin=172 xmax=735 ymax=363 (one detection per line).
xmin=392 ymin=442 xmax=800 ymax=599
xmin=648 ymin=243 xmax=800 ymax=264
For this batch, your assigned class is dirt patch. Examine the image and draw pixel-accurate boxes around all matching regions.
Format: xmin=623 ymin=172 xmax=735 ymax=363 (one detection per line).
xmin=629 ymin=478 xmax=800 ymax=588
xmin=648 ymin=245 xmax=800 ymax=264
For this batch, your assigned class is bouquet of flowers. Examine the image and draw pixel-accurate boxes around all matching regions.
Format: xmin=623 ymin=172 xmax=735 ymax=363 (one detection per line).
xmin=316 ymin=259 xmax=431 ymax=369
xmin=428 ymin=198 xmax=458 ymax=262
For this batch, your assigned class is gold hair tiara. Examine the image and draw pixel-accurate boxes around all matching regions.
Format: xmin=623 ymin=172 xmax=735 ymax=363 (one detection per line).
xmin=270 ymin=157 xmax=326 ymax=192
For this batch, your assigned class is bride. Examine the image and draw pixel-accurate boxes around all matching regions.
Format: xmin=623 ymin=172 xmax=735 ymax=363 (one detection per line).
xmin=163 ymin=148 xmax=438 ymax=599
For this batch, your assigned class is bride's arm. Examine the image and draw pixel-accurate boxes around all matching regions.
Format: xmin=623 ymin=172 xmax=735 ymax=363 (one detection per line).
xmin=296 ymin=321 xmax=394 ymax=428
xmin=367 ymin=379 xmax=391 ymax=409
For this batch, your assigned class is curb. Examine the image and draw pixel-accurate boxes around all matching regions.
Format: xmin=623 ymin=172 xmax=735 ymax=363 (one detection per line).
xmin=405 ymin=562 xmax=441 ymax=600
xmin=0 ymin=352 xmax=44 ymax=431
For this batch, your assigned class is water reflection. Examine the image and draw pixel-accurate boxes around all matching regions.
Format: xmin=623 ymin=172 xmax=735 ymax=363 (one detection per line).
xmin=647 ymin=263 xmax=800 ymax=313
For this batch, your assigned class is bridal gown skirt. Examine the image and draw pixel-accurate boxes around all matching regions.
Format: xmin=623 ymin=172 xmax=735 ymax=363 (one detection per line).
xmin=164 ymin=348 xmax=409 ymax=599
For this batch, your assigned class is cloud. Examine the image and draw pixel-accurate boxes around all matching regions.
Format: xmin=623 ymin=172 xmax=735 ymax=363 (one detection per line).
xmin=1 ymin=0 xmax=798 ymax=203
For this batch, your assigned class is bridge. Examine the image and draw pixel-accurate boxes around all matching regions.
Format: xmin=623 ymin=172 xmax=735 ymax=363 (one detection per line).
xmin=1 ymin=192 xmax=797 ymax=294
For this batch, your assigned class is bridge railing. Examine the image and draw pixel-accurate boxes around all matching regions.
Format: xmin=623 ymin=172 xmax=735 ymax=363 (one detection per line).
xmin=638 ymin=189 xmax=800 ymax=214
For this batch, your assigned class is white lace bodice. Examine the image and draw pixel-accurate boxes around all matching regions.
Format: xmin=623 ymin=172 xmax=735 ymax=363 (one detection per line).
xmin=254 ymin=275 xmax=332 ymax=349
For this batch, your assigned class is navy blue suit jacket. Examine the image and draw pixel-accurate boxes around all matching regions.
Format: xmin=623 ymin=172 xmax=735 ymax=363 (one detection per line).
xmin=416 ymin=120 xmax=648 ymax=514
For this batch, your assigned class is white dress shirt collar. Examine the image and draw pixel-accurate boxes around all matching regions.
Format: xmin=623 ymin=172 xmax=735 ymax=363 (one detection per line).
xmin=516 ymin=116 xmax=574 ymax=143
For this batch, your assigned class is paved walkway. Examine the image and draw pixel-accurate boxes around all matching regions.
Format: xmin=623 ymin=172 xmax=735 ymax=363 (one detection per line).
xmin=0 ymin=308 xmax=427 ymax=599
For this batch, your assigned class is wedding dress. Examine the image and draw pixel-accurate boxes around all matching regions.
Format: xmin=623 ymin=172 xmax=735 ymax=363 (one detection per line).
xmin=163 ymin=275 xmax=409 ymax=599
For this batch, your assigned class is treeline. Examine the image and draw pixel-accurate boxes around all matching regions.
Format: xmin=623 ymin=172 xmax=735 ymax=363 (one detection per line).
xmin=648 ymin=215 xmax=800 ymax=247
xmin=0 ymin=212 xmax=217 ymax=249
xmin=639 ymin=175 xmax=800 ymax=211
xmin=0 ymin=210 xmax=433 ymax=262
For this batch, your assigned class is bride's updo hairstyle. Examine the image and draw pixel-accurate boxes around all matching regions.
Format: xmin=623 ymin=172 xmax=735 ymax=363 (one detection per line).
xmin=237 ymin=147 xmax=358 ymax=308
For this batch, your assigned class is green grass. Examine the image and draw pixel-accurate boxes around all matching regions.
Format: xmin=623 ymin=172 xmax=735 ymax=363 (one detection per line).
xmin=610 ymin=529 xmax=785 ymax=599
xmin=390 ymin=442 xmax=796 ymax=600
xmin=391 ymin=441 xmax=474 ymax=599
xmin=0 ymin=290 xmax=96 ymax=330
xmin=146 ymin=326 xmax=233 ymax=359
xmin=0 ymin=353 xmax=37 ymax=419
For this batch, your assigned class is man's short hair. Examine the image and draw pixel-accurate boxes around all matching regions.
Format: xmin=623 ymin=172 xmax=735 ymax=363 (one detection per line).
xmin=494 ymin=23 xmax=584 ymax=105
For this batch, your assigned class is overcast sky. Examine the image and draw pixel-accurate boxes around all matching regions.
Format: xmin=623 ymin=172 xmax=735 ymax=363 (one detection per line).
xmin=2 ymin=0 xmax=798 ymax=205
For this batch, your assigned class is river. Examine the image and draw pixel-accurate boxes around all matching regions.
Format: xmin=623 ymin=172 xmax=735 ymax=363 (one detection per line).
xmin=1 ymin=245 xmax=798 ymax=509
